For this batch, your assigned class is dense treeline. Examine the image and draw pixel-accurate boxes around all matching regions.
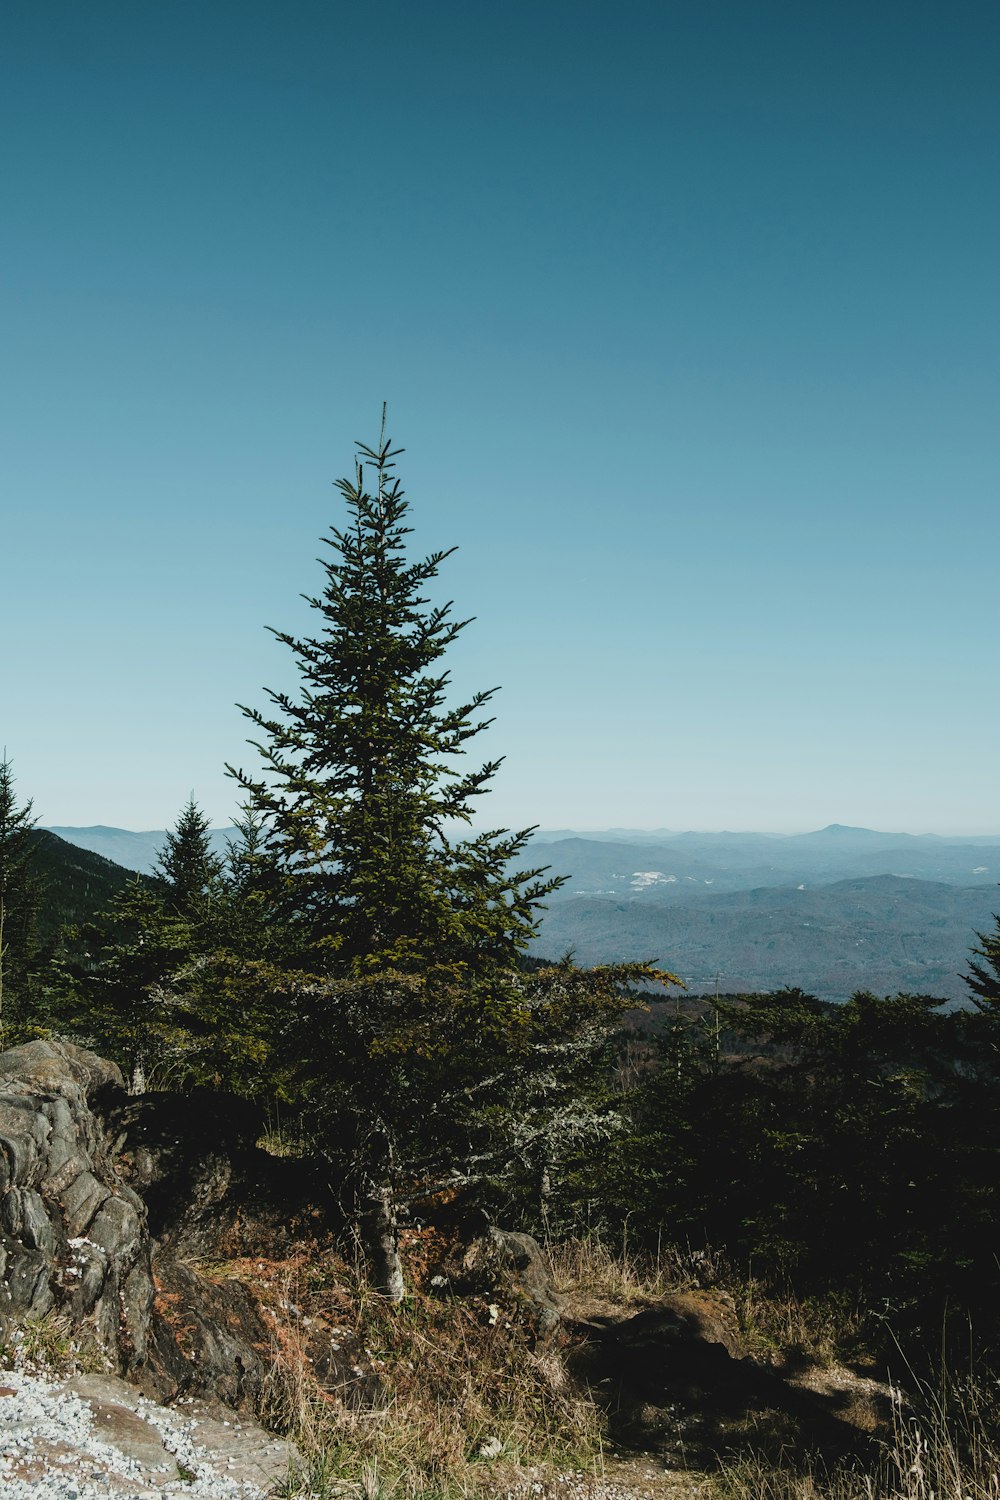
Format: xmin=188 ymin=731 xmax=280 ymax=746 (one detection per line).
xmin=3 ymin=419 xmax=1000 ymax=1355
xmin=536 ymin=986 xmax=1000 ymax=1352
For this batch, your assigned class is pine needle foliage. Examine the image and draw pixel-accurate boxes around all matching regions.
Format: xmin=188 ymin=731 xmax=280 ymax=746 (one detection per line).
xmin=228 ymin=412 xmax=560 ymax=976
xmin=965 ymin=898 xmax=1000 ymax=1009
xmin=153 ymin=795 xmax=223 ymax=924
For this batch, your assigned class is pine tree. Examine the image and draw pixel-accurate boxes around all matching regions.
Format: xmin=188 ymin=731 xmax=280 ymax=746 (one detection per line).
xmin=154 ymin=796 xmax=223 ymax=924
xmin=76 ymin=877 xmax=190 ymax=1088
xmin=965 ymin=902 xmax=1000 ymax=1009
xmin=0 ymin=754 xmax=41 ymax=1046
xmin=231 ymin=414 xmax=556 ymax=975
xmin=212 ymin=804 xmax=287 ymax=960
xmin=76 ymin=799 xmax=223 ymax=1089
xmin=229 ymin=415 xmax=676 ymax=1295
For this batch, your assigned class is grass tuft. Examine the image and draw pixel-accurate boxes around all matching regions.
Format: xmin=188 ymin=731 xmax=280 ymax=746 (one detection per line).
xmin=253 ymin=1252 xmax=604 ymax=1499
xmin=714 ymin=1368 xmax=1000 ymax=1500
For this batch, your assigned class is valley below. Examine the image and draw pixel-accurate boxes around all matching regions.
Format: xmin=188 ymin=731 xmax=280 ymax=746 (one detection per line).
xmin=45 ymin=822 xmax=1000 ymax=1005
xmin=527 ymin=826 xmax=1000 ymax=1003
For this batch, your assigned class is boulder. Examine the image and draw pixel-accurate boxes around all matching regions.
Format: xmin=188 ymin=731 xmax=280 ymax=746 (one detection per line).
xmin=0 ymin=1039 xmax=153 ymax=1373
xmin=482 ymin=1229 xmax=565 ymax=1337
xmin=0 ymin=1039 xmax=334 ymax=1415
xmin=425 ymin=1218 xmax=565 ymax=1338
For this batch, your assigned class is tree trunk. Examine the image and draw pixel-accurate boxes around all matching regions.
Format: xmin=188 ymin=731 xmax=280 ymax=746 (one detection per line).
xmin=367 ymin=1182 xmax=405 ymax=1302
xmin=538 ymin=1158 xmax=553 ymax=1236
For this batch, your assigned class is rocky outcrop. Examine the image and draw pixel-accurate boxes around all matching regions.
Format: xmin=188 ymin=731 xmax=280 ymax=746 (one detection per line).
xmin=0 ymin=1040 xmax=153 ymax=1374
xmin=0 ymin=1039 xmax=334 ymax=1415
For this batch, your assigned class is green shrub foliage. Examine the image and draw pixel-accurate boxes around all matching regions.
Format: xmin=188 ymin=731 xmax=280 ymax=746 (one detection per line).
xmin=965 ymin=898 xmax=1000 ymax=1009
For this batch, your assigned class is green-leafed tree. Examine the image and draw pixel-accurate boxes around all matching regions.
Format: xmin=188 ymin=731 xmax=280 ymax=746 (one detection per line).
xmin=0 ymin=755 xmax=42 ymax=1045
xmin=229 ymin=414 xmax=677 ymax=1295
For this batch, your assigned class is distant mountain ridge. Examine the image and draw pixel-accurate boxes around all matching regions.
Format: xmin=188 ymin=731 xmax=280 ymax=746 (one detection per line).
xmin=42 ymin=823 xmax=1000 ymax=1004
xmin=531 ymin=872 xmax=998 ymax=1005
xmin=526 ymin=826 xmax=1000 ymax=899
xmin=46 ymin=822 xmax=1000 ymax=883
xmin=29 ymin=830 xmax=150 ymax=942
xmin=44 ymin=825 xmax=234 ymax=875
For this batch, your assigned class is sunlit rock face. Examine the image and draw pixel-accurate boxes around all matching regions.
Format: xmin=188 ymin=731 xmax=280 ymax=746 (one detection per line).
xmin=0 ymin=1040 xmax=153 ymax=1373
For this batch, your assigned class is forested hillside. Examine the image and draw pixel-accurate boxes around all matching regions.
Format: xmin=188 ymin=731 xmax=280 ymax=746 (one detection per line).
xmin=46 ymin=824 xmax=1000 ymax=1003
xmin=535 ymin=873 xmax=997 ymax=1002
xmin=29 ymin=828 xmax=151 ymax=940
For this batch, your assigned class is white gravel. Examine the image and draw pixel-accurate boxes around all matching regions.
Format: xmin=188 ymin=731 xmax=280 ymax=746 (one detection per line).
xmin=0 ymin=1369 xmax=271 ymax=1499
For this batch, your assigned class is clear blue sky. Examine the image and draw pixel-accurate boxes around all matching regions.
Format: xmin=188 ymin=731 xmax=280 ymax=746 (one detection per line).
xmin=2 ymin=0 xmax=997 ymax=835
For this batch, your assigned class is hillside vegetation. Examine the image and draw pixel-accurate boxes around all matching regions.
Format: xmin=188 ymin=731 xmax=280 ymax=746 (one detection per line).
xmin=45 ymin=823 xmax=999 ymax=1004
xmin=535 ymin=873 xmax=995 ymax=1002
xmin=29 ymin=828 xmax=151 ymax=940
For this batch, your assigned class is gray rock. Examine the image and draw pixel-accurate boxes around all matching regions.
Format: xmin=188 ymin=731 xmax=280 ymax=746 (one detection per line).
xmin=0 ymin=1040 xmax=152 ymax=1373
xmin=488 ymin=1228 xmax=565 ymax=1336
xmin=66 ymin=1373 xmax=179 ymax=1475
xmin=0 ymin=1038 xmax=330 ymax=1428
xmin=62 ymin=1169 xmax=111 ymax=1237
xmin=453 ymin=1226 xmax=565 ymax=1338
xmin=21 ymin=1188 xmax=58 ymax=1255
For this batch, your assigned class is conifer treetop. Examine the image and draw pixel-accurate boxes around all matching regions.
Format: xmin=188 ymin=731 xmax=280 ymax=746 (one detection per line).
xmin=228 ymin=416 xmax=561 ymax=973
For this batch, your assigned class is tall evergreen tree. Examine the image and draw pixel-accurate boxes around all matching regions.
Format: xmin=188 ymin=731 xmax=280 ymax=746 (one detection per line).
xmin=230 ymin=416 xmax=674 ymax=1294
xmin=231 ymin=414 xmax=556 ymax=974
xmin=0 ymin=755 xmax=41 ymax=1045
xmin=212 ymin=804 xmax=287 ymax=960
xmin=74 ymin=799 xmax=223 ymax=1089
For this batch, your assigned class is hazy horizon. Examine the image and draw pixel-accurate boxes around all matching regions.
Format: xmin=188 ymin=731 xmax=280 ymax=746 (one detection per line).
xmin=43 ymin=819 xmax=1000 ymax=842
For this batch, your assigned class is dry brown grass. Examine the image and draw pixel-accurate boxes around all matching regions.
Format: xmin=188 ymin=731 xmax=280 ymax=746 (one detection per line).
xmin=242 ymin=1249 xmax=606 ymax=1499
xmin=733 ymin=1278 xmax=866 ymax=1369
xmin=546 ymin=1232 xmax=725 ymax=1311
xmin=546 ymin=1236 xmax=861 ymax=1370
xmin=713 ymin=1368 xmax=1000 ymax=1500
xmin=205 ymin=1236 xmax=994 ymax=1500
